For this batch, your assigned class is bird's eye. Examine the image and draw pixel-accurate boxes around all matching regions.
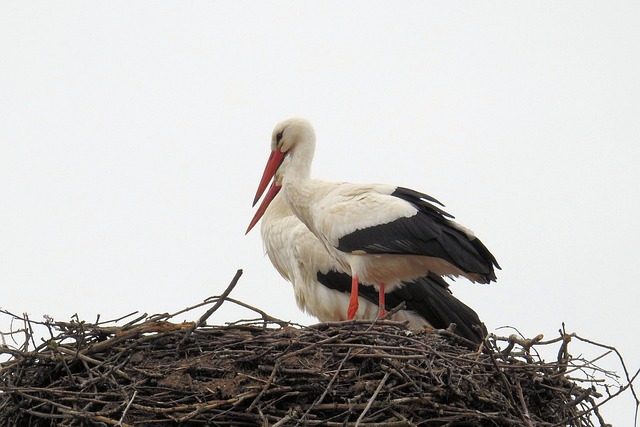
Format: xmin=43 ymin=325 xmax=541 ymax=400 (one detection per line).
xmin=276 ymin=131 xmax=284 ymax=145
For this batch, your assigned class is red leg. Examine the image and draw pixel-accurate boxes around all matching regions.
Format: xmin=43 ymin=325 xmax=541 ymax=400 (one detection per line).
xmin=378 ymin=283 xmax=386 ymax=317
xmin=347 ymin=275 xmax=359 ymax=320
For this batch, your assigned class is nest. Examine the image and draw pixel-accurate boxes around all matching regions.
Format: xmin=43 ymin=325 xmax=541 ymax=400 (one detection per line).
xmin=0 ymin=271 xmax=637 ymax=426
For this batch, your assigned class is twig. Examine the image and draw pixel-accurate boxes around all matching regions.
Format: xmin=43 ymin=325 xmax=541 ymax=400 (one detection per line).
xmin=179 ymin=269 xmax=243 ymax=346
xmin=54 ymin=346 xmax=133 ymax=382
xmin=515 ymin=377 xmax=534 ymax=427
xmin=96 ymin=311 xmax=141 ymax=326
xmin=247 ymin=362 xmax=279 ymax=411
xmin=297 ymin=348 xmax=353 ymax=426
xmin=556 ymin=325 xmax=571 ymax=374
xmin=196 ymin=269 xmax=244 ymax=327
xmin=117 ymin=390 xmax=137 ymax=426
xmin=573 ymin=333 xmax=640 ymax=408
xmin=222 ymin=297 xmax=290 ymax=327
xmin=355 ymin=371 xmax=390 ymax=426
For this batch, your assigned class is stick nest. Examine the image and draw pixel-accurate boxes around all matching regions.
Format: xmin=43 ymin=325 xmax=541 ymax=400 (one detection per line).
xmin=1 ymin=273 xmax=636 ymax=426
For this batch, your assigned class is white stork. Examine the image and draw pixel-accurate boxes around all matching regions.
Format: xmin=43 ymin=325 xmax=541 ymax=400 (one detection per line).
xmin=248 ymin=117 xmax=500 ymax=321
xmin=255 ymin=184 xmax=486 ymax=343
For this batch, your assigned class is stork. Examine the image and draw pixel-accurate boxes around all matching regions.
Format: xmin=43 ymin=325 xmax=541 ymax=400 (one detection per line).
xmin=248 ymin=118 xmax=500 ymax=321
xmin=257 ymin=184 xmax=486 ymax=343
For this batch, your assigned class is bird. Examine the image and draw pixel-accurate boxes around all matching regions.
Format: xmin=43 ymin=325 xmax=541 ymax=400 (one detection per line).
xmin=247 ymin=117 xmax=500 ymax=321
xmin=257 ymin=182 xmax=487 ymax=343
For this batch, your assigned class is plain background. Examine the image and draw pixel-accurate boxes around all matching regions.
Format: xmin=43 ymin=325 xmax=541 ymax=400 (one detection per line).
xmin=1 ymin=2 xmax=639 ymax=424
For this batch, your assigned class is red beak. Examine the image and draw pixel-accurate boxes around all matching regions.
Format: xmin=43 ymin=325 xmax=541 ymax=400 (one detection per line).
xmin=252 ymin=150 xmax=285 ymax=207
xmin=246 ymin=180 xmax=281 ymax=234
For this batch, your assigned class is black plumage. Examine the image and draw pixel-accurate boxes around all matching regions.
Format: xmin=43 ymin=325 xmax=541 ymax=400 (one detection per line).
xmin=336 ymin=187 xmax=500 ymax=283
xmin=317 ymin=270 xmax=486 ymax=344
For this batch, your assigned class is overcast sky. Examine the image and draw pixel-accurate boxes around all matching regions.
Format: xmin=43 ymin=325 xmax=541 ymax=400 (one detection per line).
xmin=1 ymin=1 xmax=639 ymax=423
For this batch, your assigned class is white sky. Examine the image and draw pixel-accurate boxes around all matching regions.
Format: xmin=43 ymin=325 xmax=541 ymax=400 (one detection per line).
xmin=1 ymin=1 xmax=639 ymax=423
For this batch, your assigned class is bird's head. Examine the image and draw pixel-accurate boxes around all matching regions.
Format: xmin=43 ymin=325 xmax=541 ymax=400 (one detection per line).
xmin=270 ymin=117 xmax=315 ymax=154
xmin=246 ymin=118 xmax=315 ymax=234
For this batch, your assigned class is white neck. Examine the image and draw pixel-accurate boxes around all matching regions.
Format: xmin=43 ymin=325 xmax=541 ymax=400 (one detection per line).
xmin=283 ymin=128 xmax=315 ymax=182
xmin=280 ymin=132 xmax=318 ymax=234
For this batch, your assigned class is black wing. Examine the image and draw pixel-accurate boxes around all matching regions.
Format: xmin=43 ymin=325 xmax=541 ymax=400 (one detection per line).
xmin=388 ymin=273 xmax=487 ymax=344
xmin=317 ymin=270 xmax=486 ymax=345
xmin=337 ymin=187 xmax=500 ymax=282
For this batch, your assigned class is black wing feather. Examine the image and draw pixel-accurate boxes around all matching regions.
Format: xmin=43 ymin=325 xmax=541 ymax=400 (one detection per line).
xmin=389 ymin=273 xmax=487 ymax=344
xmin=317 ymin=270 xmax=486 ymax=344
xmin=337 ymin=186 xmax=500 ymax=280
